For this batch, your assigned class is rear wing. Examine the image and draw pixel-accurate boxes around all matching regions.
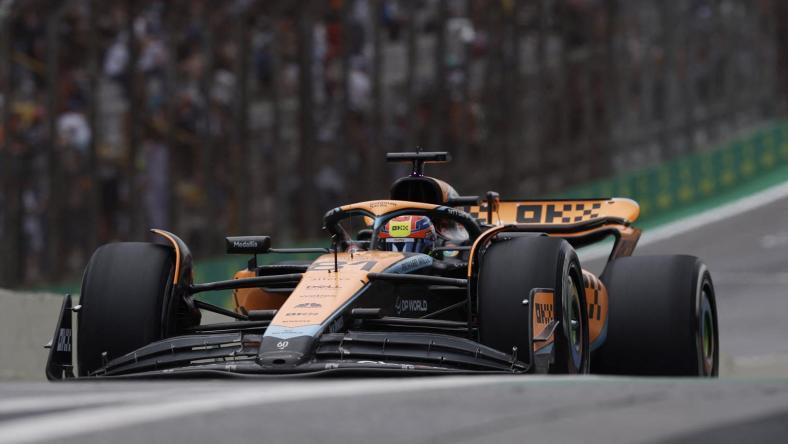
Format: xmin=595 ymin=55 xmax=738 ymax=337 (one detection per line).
xmin=466 ymin=198 xmax=642 ymax=275
xmin=463 ymin=198 xmax=640 ymax=228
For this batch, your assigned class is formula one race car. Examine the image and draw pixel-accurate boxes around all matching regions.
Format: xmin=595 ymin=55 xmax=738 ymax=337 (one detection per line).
xmin=46 ymin=152 xmax=719 ymax=379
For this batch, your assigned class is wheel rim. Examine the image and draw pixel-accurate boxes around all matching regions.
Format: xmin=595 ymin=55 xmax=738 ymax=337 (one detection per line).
xmin=700 ymin=286 xmax=715 ymax=376
xmin=566 ymin=275 xmax=583 ymax=369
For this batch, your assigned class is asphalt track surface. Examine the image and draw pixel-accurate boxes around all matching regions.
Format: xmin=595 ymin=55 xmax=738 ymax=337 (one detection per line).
xmin=2 ymin=186 xmax=788 ymax=443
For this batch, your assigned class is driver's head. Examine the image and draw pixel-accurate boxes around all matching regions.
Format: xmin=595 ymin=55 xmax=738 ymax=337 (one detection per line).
xmin=378 ymin=215 xmax=436 ymax=253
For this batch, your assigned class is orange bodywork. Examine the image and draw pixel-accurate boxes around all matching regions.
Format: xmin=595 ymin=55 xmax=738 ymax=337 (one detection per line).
xmin=339 ymin=200 xmax=440 ymax=216
xmin=151 ymin=229 xmax=183 ymax=284
xmin=465 ymin=197 xmax=640 ymax=226
xmin=433 ymin=177 xmax=457 ymax=203
xmin=530 ymin=272 xmax=610 ymax=352
xmin=233 ymin=251 xmax=407 ymax=318
xmin=532 ymin=290 xmax=556 ymax=352
xmin=232 ymin=269 xmax=289 ymax=312
xmin=268 ymin=251 xmax=405 ymax=329
xmin=583 ymin=270 xmax=609 ymax=346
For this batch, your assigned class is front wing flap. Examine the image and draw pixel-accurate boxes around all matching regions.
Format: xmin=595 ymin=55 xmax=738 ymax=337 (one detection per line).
xmin=73 ymin=329 xmax=528 ymax=378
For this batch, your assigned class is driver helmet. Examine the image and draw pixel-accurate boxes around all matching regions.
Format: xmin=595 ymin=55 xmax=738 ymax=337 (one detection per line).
xmin=378 ymin=215 xmax=436 ymax=253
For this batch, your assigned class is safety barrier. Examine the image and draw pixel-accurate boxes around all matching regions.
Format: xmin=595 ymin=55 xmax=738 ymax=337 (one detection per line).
xmin=559 ymin=121 xmax=788 ymax=223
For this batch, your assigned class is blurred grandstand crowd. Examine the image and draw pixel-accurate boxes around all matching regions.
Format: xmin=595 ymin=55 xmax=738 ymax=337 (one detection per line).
xmin=1 ymin=0 xmax=786 ymax=286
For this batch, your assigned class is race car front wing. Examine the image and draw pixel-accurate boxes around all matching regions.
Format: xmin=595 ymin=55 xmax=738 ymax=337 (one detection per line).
xmin=45 ymin=296 xmax=530 ymax=378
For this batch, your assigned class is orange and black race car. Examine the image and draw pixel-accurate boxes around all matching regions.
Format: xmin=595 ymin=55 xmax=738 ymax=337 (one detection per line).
xmin=46 ymin=152 xmax=719 ymax=379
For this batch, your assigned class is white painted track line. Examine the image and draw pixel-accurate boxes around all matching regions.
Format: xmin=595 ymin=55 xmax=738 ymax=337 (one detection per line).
xmin=0 ymin=387 xmax=229 ymax=416
xmin=0 ymin=393 xmax=152 ymax=416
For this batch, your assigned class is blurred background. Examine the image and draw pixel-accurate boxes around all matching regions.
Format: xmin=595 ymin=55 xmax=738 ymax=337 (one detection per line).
xmin=1 ymin=0 xmax=787 ymax=288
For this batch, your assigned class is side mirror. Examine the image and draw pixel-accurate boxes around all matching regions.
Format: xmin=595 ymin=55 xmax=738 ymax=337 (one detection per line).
xmin=225 ymin=236 xmax=271 ymax=255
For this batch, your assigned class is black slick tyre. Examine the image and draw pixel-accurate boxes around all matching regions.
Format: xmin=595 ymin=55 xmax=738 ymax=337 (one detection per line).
xmin=77 ymin=242 xmax=178 ymax=375
xmin=593 ymin=255 xmax=718 ymax=376
xmin=477 ymin=235 xmax=590 ymax=374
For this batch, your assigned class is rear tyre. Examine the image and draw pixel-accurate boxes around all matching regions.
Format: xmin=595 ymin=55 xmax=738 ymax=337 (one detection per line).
xmin=477 ymin=236 xmax=590 ymax=374
xmin=77 ymin=242 xmax=181 ymax=375
xmin=593 ymin=255 xmax=718 ymax=376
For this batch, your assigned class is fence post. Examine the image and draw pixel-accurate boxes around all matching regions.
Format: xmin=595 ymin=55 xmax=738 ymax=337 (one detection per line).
xmin=199 ymin=4 xmax=215 ymax=253
xmin=0 ymin=0 xmax=20 ymax=287
xmin=533 ymin=0 xmax=549 ymax=193
xmin=430 ymin=0 xmax=448 ymax=149
xmin=270 ymin=13 xmax=290 ymax=242
xmin=404 ymin=1 xmax=417 ymax=152
xmin=233 ymin=4 xmax=250 ymax=234
xmin=505 ymin=0 xmax=522 ymax=191
xmin=45 ymin=4 xmax=64 ymax=278
xmin=480 ymin=1 xmax=500 ymax=188
xmin=680 ymin=0 xmax=695 ymax=155
xmin=777 ymin=1 xmax=788 ymax=113
xmin=765 ymin=0 xmax=779 ymax=118
xmin=0 ymin=3 xmax=6 ymax=286
xmin=297 ymin=0 xmax=317 ymax=235
xmin=456 ymin=0 xmax=471 ymax=165
xmin=87 ymin=0 xmax=100 ymax=254
xmin=370 ymin=0 xmax=384 ymax=197
xmin=125 ymin=0 xmax=141 ymax=240
xmin=602 ymin=0 xmax=618 ymax=176
xmin=340 ymin=0 xmax=351 ymax=195
xmin=164 ymin=2 xmax=179 ymax=233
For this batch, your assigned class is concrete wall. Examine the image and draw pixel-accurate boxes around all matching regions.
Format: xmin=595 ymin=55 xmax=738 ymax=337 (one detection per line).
xmin=0 ymin=290 xmax=64 ymax=380
xmin=0 ymin=290 xmax=231 ymax=380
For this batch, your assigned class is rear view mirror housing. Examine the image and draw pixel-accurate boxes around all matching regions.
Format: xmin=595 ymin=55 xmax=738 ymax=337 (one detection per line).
xmin=225 ymin=236 xmax=271 ymax=255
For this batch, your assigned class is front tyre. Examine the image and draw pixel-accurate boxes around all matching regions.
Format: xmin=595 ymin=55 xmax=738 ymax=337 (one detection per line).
xmin=477 ymin=235 xmax=589 ymax=374
xmin=77 ymin=242 xmax=187 ymax=375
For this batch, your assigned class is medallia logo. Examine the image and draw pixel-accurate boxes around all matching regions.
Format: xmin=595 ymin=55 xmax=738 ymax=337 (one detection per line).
xmin=394 ymin=296 xmax=428 ymax=315
xmin=233 ymin=240 xmax=258 ymax=248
